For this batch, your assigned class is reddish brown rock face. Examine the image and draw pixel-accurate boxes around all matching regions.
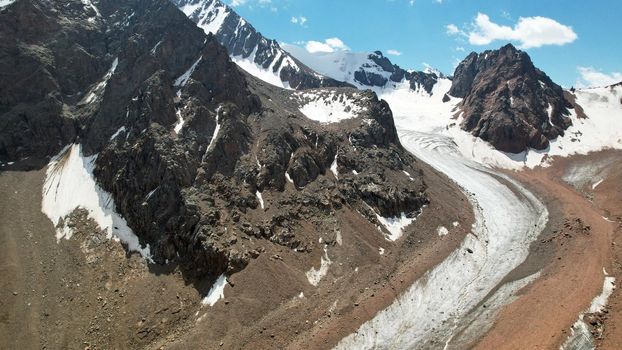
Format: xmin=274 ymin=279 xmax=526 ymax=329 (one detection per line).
xmin=449 ymin=43 xmax=575 ymax=153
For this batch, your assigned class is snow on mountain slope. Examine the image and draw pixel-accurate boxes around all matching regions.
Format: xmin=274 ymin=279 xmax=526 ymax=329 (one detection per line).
xmin=282 ymin=44 xmax=442 ymax=94
xmin=172 ymin=0 xmax=349 ymax=90
xmin=376 ymin=78 xmax=622 ymax=170
xmin=293 ymin=90 xmax=369 ymax=124
xmin=0 ymin=0 xmax=15 ymax=8
xmin=42 ymin=144 xmax=152 ymax=260
xmin=282 ymin=45 xmax=391 ymax=87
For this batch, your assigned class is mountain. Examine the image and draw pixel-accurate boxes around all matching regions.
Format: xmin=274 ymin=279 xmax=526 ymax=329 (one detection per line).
xmin=282 ymin=45 xmax=443 ymax=94
xmin=448 ymin=44 xmax=574 ymax=153
xmin=171 ymin=0 xmax=351 ymax=90
xmin=0 ymin=0 xmax=432 ymax=288
xmin=171 ymin=0 xmax=442 ymax=94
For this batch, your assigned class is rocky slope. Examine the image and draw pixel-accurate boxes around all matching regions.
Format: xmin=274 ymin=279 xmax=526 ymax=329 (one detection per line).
xmin=171 ymin=0 xmax=350 ymax=90
xmin=448 ymin=44 xmax=575 ymax=153
xmin=0 ymin=0 xmax=428 ymax=287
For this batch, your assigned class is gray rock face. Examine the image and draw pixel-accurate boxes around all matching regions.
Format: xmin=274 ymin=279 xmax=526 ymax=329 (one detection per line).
xmin=449 ymin=44 xmax=574 ymax=153
xmin=0 ymin=0 xmax=428 ymax=285
xmin=362 ymin=51 xmax=441 ymax=94
xmin=172 ymin=0 xmax=351 ymax=90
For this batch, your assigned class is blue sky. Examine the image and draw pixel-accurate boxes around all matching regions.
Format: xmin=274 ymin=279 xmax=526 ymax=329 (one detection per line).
xmin=227 ymin=0 xmax=621 ymax=88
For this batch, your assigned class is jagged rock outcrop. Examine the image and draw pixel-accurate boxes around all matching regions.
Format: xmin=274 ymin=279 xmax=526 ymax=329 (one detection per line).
xmin=355 ymin=51 xmax=442 ymax=94
xmin=282 ymin=45 xmax=444 ymax=94
xmin=0 ymin=0 xmax=428 ymax=285
xmin=449 ymin=44 xmax=574 ymax=153
xmin=172 ymin=0 xmax=351 ymax=90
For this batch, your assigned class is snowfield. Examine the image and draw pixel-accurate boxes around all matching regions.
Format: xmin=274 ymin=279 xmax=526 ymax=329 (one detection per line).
xmin=231 ymin=47 xmax=297 ymax=89
xmin=295 ymin=90 xmax=368 ymax=124
xmin=42 ymin=144 xmax=152 ymax=260
xmin=180 ymin=0 xmax=230 ymax=36
xmin=379 ymin=80 xmax=622 ymax=170
xmin=281 ymin=44 xmax=395 ymax=89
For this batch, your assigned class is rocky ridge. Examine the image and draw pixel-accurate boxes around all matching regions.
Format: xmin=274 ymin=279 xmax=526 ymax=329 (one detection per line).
xmin=171 ymin=0 xmax=351 ymax=90
xmin=0 ymin=0 xmax=428 ymax=286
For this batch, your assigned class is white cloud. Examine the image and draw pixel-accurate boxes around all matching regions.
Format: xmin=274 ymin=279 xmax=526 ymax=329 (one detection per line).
xmin=305 ymin=38 xmax=349 ymax=53
xmin=453 ymin=13 xmax=577 ymax=49
xmin=229 ymin=0 xmax=247 ymax=6
xmin=446 ymin=24 xmax=461 ymax=35
xmin=387 ymin=49 xmax=402 ymax=56
xmin=291 ymin=16 xmax=307 ymax=26
xmin=576 ymin=67 xmax=622 ymax=88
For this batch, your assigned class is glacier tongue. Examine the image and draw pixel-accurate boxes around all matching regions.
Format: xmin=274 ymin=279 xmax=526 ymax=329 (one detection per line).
xmin=334 ymin=104 xmax=548 ymax=350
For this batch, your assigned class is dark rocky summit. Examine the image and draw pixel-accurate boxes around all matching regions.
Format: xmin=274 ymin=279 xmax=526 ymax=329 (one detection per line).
xmin=354 ymin=51 xmax=442 ymax=94
xmin=171 ymin=0 xmax=351 ymax=90
xmin=0 ymin=0 xmax=428 ymax=286
xmin=449 ymin=44 xmax=575 ymax=153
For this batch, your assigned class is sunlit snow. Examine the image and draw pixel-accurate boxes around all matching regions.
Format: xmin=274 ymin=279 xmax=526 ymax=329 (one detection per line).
xmin=174 ymin=57 xmax=202 ymax=87
xmin=42 ymin=144 xmax=152 ymax=260
xmin=561 ymin=270 xmax=616 ymax=350
xmin=202 ymin=274 xmax=227 ymax=306
xmin=296 ymin=91 xmax=367 ymax=124
xmin=256 ymin=190 xmax=264 ymax=209
xmin=0 ymin=0 xmax=16 ymax=8
xmin=375 ymin=212 xmax=415 ymax=241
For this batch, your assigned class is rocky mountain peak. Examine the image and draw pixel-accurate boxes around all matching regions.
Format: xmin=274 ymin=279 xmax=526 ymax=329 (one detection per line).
xmin=0 ymin=0 xmax=428 ymax=288
xmin=172 ymin=0 xmax=351 ymax=90
xmin=449 ymin=43 xmax=574 ymax=153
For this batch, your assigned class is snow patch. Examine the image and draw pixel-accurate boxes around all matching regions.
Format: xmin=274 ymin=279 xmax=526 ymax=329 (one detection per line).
xmin=109 ymin=126 xmax=126 ymax=141
xmin=42 ymin=144 xmax=152 ymax=260
xmin=296 ymin=90 xmax=367 ymax=124
xmin=256 ymin=190 xmax=264 ymax=209
xmin=150 ymin=40 xmax=162 ymax=55
xmin=206 ymin=106 xmax=222 ymax=152
xmin=437 ymin=226 xmax=449 ymax=236
xmin=374 ymin=211 xmax=415 ymax=241
xmin=306 ymin=245 xmax=331 ymax=287
xmin=83 ymin=58 xmax=118 ymax=104
xmin=330 ymin=154 xmax=339 ymax=179
xmin=231 ymin=47 xmax=291 ymax=89
xmin=561 ymin=270 xmax=616 ymax=350
xmin=202 ymin=274 xmax=227 ymax=306
xmin=0 ymin=0 xmax=16 ymax=8
xmin=174 ymin=57 xmax=202 ymax=87
xmin=174 ymin=108 xmax=185 ymax=134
